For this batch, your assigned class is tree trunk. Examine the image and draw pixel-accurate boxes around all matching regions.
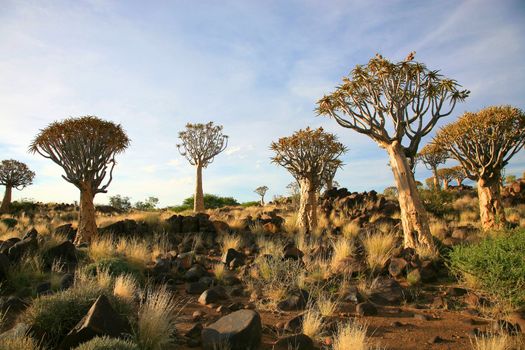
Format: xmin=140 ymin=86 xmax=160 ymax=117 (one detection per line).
xmin=260 ymin=195 xmax=265 ymax=206
xmin=443 ymin=179 xmax=449 ymax=190
xmin=386 ymin=141 xmax=434 ymax=249
xmin=76 ymin=184 xmax=97 ymax=244
xmin=326 ymin=178 xmax=333 ymax=191
xmin=296 ymin=178 xmax=318 ymax=233
xmin=477 ymin=177 xmax=506 ymax=230
xmin=0 ymin=185 xmax=12 ymax=213
xmin=432 ymin=167 xmax=440 ymax=190
xmin=456 ymin=178 xmax=463 ymax=186
xmin=194 ymin=164 xmax=204 ymax=212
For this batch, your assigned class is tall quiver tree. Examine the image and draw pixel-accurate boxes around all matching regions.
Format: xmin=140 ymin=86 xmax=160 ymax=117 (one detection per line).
xmin=418 ymin=143 xmax=448 ymax=190
xmin=0 ymin=160 xmax=35 ymax=213
xmin=317 ymin=53 xmax=469 ymax=249
xmin=254 ymin=186 xmax=269 ymax=206
xmin=271 ymin=127 xmax=347 ymax=232
xmin=436 ymin=168 xmax=455 ymax=190
xmin=30 ymin=116 xmax=130 ymax=244
xmin=177 ymin=122 xmax=228 ymax=212
xmin=433 ymin=106 xmax=525 ymax=229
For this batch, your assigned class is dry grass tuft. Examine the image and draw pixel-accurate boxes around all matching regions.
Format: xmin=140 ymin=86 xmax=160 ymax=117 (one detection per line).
xmin=219 ymin=235 xmax=242 ymax=255
xmin=470 ymin=333 xmax=514 ymax=350
xmin=330 ymin=237 xmax=354 ymax=271
xmin=332 ymin=322 xmax=369 ymax=350
xmin=302 ymin=309 xmax=324 ymax=339
xmin=317 ymin=294 xmax=339 ymax=317
xmin=136 ymin=286 xmax=179 ymax=350
xmin=113 ymin=274 xmax=139 ymax=303
xmin=363 ymin=232 xmax=396 ymax=272
xmin=342 ymin=221 xmax=361 ymax=239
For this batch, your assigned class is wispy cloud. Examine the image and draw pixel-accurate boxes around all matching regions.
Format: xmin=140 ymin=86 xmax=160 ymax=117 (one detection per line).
xmin=0 ymin=0 xmax=523 ymax=205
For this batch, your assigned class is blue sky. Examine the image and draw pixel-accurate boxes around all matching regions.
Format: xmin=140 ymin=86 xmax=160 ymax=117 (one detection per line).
xmin=1 ymin=0 xmax=524 ymax=206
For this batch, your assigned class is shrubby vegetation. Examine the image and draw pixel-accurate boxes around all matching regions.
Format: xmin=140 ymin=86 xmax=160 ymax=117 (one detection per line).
xmin=449 ymin=229 xmax=525 ymax=308
xmin=169 ymin=193 xmax=239 ymax=212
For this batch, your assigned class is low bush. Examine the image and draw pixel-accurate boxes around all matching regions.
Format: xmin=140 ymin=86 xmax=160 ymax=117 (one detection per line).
xmin=419 ymin=189 xmax=457 ymax=218
xmin=73 ymin=336 xmax=138 ymax=350
xmin=22 ymin=281 xmax=130 ymax=347
xmin=449 ymin=229 xmax=525 ymax=308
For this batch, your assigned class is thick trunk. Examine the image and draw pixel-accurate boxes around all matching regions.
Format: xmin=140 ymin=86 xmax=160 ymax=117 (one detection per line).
xmin=260 ymin=195 xmax=265 ymax=206
xmin=76 ymin=185 xmax=97 ymax=244
xmin=194 ymin=164 xmax=204 ymax=212
xmin=443 ymin=179 xmax=450 ymax=190
xmin=326 ymin=178 xmax=333 ymax=191
xmin=386 ymin=141 xmax=434 ymax=249
xmin=0 ymin=185 xmax=12 ymax=213
xmin=432 ymin=167 xmax=440 ymax=190
xmin=477 ymin=177 xmax=506 ymax=230
xmin=455 ymin=178 xmax=463 ymax=186
xmin=296 ymin=178 xmax=318 ymax=233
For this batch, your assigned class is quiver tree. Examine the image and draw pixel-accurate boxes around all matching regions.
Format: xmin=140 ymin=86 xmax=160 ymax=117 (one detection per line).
xmin=254 ymin=186 xmax=269 ymax=206
xmin=177 ymin=122 xmax=228 ymax=212
xmin=418 ymin=143 xmax=448 ymax=190
xmin=0 ymin=159 xmax=35 ymax=213
xmin=271 ymin=127 xmax=347 ymax=232
xmin=436 ymin=168 xmax=455 ymax=190
xmin=433 ymin=106 xmax=525 ymax=229
xmin=450 ymin=165 xmax=467 ymax=186
xmin=30 ymin=116 xmax=130 ymax=243
xmin=317 ymin=52 xmax=469 ymax=249
xmin=320 ymin=162 xmax=340 ymax=192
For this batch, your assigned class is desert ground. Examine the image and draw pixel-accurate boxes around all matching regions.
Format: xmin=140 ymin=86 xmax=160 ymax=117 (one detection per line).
xmin=1 ymin=179 xmax=524 ymax=350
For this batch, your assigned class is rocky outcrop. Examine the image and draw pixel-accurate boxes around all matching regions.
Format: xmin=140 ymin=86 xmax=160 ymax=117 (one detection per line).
xmin=201 ymin=310 xmax=262 ymax=350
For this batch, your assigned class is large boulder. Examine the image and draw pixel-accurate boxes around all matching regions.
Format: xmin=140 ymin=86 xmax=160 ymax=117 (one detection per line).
xmin=54 ymin=224 xmax=77 ymax=242
xmin=273 ymin=334 xmax=314 ymax=350
xmin=0 ymin=253 xmax=10 ymax=282
xmin=99 ymin=219 xmax=146 ymax=237
xmin=42 ymin=241 xmax=77 ymax=269
xmin=277 ymin=289 xmax=309 ymax=311
xmin=202 ymin=310 xmax=262 ymax=350
xmin=368 ymin=276 xmax=404 ymax=305
xmin=59 ymin=294 xmax=131 ymax=349
xmin=199 ymin=286 xmax=228 ymax=305
xmin=8 ymin=236 xmax=38 ymax=262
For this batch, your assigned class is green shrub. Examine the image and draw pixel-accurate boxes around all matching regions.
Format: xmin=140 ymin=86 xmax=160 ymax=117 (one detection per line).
xmin=449 ymin=229 xmax=525 ymax=308
xmin=418 ymin=189 xmax=457 ymax=218
xmin=23 ymin=281 xmax=131 ymax=347
xmin=86 ymin=257 xmax=144 ymax=282
xmin=73 ymin=336 xmax=138 ymax=350
xmin=241 ymin=201 xmax=260 ymax=208
xmin=181 ymin=194 xmax=239 ymax=209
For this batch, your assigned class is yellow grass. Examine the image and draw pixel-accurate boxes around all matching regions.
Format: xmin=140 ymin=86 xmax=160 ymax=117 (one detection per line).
xmin=363 ymin=232 xmax=396 ymax=272
xmin=219 ymin=234 xmax=242 ymax=255
xmin=333 ymin=322 xmax=369 ymax=350
xmin=212 ymin=263 xmax=227 ymax=281
xmin=302 ymin=309 xmax=324 ymax=339
xmin=317 ymin=294 xmax=339 ymax=317
xmin=342 ymin=221 xmax=361 ymax=239
xmin=330 ymin=237 xmax=354 ymax=271
xmin=113 ymin=274 xmax=139 ymax=303
xmin=116 ymin=238 xmax=151 ymax=268
xmin=88 ymin=236 xmax=116 ymax=261
xmin=137 ymin=286 xmax=179 ymax=350
xmin=470 ymin=334 xmax=513 ymax=350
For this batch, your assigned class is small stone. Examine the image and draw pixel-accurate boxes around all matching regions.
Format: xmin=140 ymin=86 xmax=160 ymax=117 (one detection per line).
xmin=273 ymin=333 xmax=314 ymax=350
xmin=356 ymin=302 xmax=377 ymax=316
xmin=414 ymin=313 xmax=430 ymax=321
xmin=429 ymin=336 xmax=443 ymax=344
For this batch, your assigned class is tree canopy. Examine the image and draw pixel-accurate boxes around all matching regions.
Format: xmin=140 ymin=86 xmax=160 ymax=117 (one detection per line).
xmin=0 ymin=159 xmax=35 ymax=190
xmin=177 ymin=122 xmax=228 ymax=168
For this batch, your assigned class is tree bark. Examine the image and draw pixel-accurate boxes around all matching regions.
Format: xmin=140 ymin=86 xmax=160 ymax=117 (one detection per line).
xmin=0 ymin=185 xmax=12 ymax=213
xmin=477 ymin=177 xmax=506 ymax=230
xmin=260 ymin=195 xmax=265 ymax=206
xmin=296 ymin=178 xmax=318 ymax=233
xmin=386 ymin=141 xmax=434 ymax=249
xmin=432 ymin=167 xmax=440 ymax=190
xmin=194 ymin=164 xmax=204 ymax=212
xmin=455 ymin=178 xmax=463 ymax=186
xmin=76 ymin=184 xmax=97 ymax=244
xmin=326 ymin=179 xmax=333 ymax=191
xmin=443 ymin=179 xmax=450 ymax=190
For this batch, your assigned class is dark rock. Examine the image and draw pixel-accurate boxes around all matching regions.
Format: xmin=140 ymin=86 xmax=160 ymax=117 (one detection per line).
xmin=0 ymin=253 xmax=10 ymax=281
xmin=60 ymin=273 xmax=75 ymax=290
xmin=55 ymin=224 xmax=77 ymax=242
xmin=284 ymin=314 xmax=304 ymax=332
xmin=222 ymin=248 xmax=246 ymax=267
xmin=429 ymin=336 xmax=443 ymax=344
xmin=199 ymin=286 xmax=228 ymax=305
xmin=184 ymin=264 xmax=207 ymax=282
xmin=186 ymin=282 xmax=208 ymax=295
xmin=0 ymin=237 xmax=20 ymax=254
xmin=273 ymin=333 xmax=314 ymax=350
xmin=356 ymin=302 xmax=377 ymax=316
xmin=59 ymin=294 xmax=131 ymax=349
xmin=506 ymin=311 xmax=525 ymax=334
xmin=8 ymin=236 xmax=37 ymax=262
xmin=368 ymin=276 xmax=404 ymax=305
xmin=0 ymin=296 xmax=28 ymax=313
xmin=99 ymin=219 xmax=146 ymax=237
xmin=389 ymin=258 xmax=408 ymax=278
xmin=201 ymin=310 xmax=262 ymax=350
xmin=446 ymin=287 xmax=467 ymax=297
xmin=1 ymin=218 xmax=17 ymax=228
xmin=36 ymin=282 xmax=51 ymax=295
xmin=22 ymin=228 xmax=38 ymax=240
xmin=283 ymin=245 xmax=304 ymax=261
xmin=42 ymin=241 xmax=77 ymax=269
xmin=492 ymin=319 xmax=521 ymax=335
xmin=185 ymin=322 xmax=203 ymax=339
xmin=277 ymin=289 xmax=309 ymax=311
